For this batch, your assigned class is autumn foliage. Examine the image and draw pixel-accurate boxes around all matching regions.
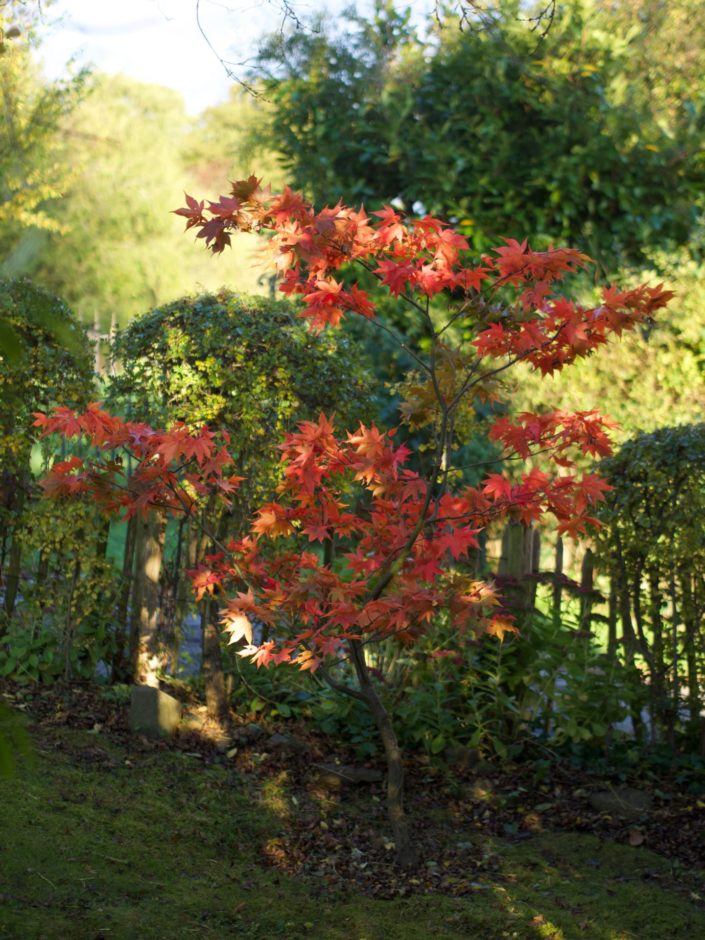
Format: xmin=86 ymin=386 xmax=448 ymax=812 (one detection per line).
xmin=34 ymin=175 xmax=674 ymax=866
xmin=37 ymin=176 xmax=674 ymax=671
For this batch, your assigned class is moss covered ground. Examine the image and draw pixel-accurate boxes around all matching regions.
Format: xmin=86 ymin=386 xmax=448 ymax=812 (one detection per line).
xmin=1 ymin=713 xmax=704 ymax=940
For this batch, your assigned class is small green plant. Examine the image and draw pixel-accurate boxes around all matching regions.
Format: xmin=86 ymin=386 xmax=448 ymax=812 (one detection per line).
xmin=99 ymin=683 xmax=131 ymax=705
xmin=376 ymin=607 xmax=644 ymax=759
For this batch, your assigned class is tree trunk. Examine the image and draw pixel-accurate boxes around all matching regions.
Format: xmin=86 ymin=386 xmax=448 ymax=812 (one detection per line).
xmin=202 ymin=599 xmax=229 ymax=725
xmin=648 ymin=566 xmax=667 ymax=737
xmin=35 ymin=550 xmax=49 ymax=589
xmin=132 ymin=512 xmax=166 ymax=687
xmin=350 ymin=639 xmax=417 ymax=870
xmin=607 ymin=575 xmax=617 ymax=661
xmin=2 ymin=475 xmax=27 ymax=621
xmin=170 ymin=518 xmax=194 ymax=674
xmin=62 ymin=556 xmax=81 ymax=681
xmin=498 ymin=520 xmax=528 ymax=617
xmin=615 ymin=558 xmax=645 ymax=742
xmin=127 ymin=516 xmax=145 ymax=680
xmin=2 ymin=529 xmax=22 ymax=619
xmin=114 ymin=514 xmax=138 ymax=682
xmin=198 ymin=506 xmax=230 ymax=724
xmin=525 ymin=526 xmax=540 ymax=610
xmin=667 ymin=566 xmax=681 ymax=748
xmin=680 ymin=571 xmax=702 ymax=729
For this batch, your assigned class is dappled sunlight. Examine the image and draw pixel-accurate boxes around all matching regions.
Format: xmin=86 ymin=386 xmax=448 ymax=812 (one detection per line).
xmin=3 ymin=1 xmax=705 ymax=937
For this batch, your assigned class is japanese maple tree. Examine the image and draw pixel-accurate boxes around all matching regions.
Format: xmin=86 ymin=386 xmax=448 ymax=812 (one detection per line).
xmin=37 ymin=177 xmax=672 ymax=868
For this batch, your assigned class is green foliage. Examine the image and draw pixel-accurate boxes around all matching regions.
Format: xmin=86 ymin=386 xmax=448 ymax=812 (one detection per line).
xmin=229 ymin=607 xmax=643 ymax=760
xmin=108 ymin=290 xmax=373 ymax=522
xmin=597 ymin=423 xmax=705 ymax=573
xmin=22 ymin=75 xmax=263 ymax=330
xmin=255 ymin=0 xmax=705 ymax=271
xmin=230 ymin=659 xmax=381 ymax=757
xmin=382 ymin=610 xmax=641 ymax=757
xmin=596 ymin=424 xmax=705 ymax=743
xmin=0 ymin=281 xmax=100 ymax=679
xmin=0 ymin=500 xmax=119 ymax=682
xmin=305 ymin=686 xmax=378 ymax=757
xmin=99 ymin=683 xmax=131 ymax=706
xmin=511 ymin=254 xmax=705 ymax=441
xmin=0 ymin=3 xmax=86 ymax=357
xmin=0 ymin=278 xmax=92 ymax=472
xmin=0 ymin=3 xmax=87 ymax=269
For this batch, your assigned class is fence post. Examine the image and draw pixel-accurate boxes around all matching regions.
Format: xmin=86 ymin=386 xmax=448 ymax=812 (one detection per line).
xmin=579 ymin=548 xmax=595 ymax=634
xmin=552 ymin=537 xmax=564 ymax=630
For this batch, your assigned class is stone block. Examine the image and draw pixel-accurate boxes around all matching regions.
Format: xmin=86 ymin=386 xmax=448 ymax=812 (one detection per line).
xmin=129 ymin=685 xmax=182 ymax=738
xmin=588 ymin=787 xmax=653 ymax=819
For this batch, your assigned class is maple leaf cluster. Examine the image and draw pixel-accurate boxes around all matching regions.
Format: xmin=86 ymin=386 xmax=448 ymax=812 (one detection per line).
xmin=37 ymin=403 xmax=619 ymax=671
xmin=175 ymin=179 xmax=673 ymax=354
xmin=33 ymin=402 xmax=241 ymax=517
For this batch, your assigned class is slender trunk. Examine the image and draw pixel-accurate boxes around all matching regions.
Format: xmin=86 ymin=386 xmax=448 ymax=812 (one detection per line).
xmin=631 ymin=564 xmax=656 ymax=744
xmin=607 ymin=575 xmax=617 ymax=661
xmin=613 ymin=534 xmax=638 ymax=663
xmin=63 ymin=556 xmax=82 ymax=681
xmin=96 ymin=517 xmax=111 ymax=561
xmin=552 ymin=537 xmax=564 ymax=631
xmin=632 ymin=565 xmax=649 ymax=656
xmin=113 ymin=514 xmax=138 ymax=681
xmin=132 ymin=512 xmax=166 ymax=687
xmin=618 ymin=581 xmax=637 ymax=665
xmin=478 ymin=529 xmax=488 ymax=577
xmin=350 ymin=639 xmax=417 ymax=870
xmin=668 ymin=566 xmax=680 ymax=748
xmin=498 ymin=520 xmax=527 ymax=617
xmin=680 ymin=571 xmax=701 ymax=727
xmin=615 ymin=558 xmax=645 ymax=742
xmin=525 ymin=527 xmax=540 ymax=611
xmin=170 ymin=517 xmax=192 ymax=674
xmin=579 ymin=548 xmax=594 ymax=634
xmin=35 ymin=550 xmax=49 ymax=589
xmin=116 ymin=515 xmax=138 ymax=627
xmin=2 ymin=477 xmax=26 ymax=621
xmin=202 ymin=599 xmax=229 ymax=725
xmin=127 ymin=516 xmax=145 ymax=681
xmin=647 ymin=566 xmax=666 ymax=738
xmin=198 ymin=504 xmax=229 ymax=724
xmin=3 ymin=529 xmax=22 ymax=619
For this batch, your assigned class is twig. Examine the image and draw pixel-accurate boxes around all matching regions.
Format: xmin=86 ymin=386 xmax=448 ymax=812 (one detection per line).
xmin=32 ymin=869 xmax=57 ymax=889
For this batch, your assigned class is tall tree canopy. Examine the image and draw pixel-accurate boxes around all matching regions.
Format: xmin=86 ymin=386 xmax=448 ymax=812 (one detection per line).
xmin=254 ymin=0 xmax=705 ymax=271
xmin=28 ymin=75 xmax=263 ymax=329
xmin=0 ymin=1 xmax=86 ymax=267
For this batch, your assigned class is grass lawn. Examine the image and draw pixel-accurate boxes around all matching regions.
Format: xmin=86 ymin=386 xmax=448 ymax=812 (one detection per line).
xmin=1 ymin=715 xmax=704 ymax=940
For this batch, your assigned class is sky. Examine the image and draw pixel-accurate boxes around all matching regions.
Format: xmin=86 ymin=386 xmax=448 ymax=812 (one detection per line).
xmin=37 ymin=0 xmax=358 ymax=113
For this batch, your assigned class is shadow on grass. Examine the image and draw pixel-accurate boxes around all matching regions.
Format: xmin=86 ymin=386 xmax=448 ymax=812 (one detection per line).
xmin=0 ymin=717 xmax=703 ymax=940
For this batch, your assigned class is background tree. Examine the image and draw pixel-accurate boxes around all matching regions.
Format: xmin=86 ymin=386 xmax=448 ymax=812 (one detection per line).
xmin=25 ymin=75 xmax=262 ymax=330
xmin=253 ymin=0 xmax=705 ymax=271
xmin=0 ymin=1 xmax=86 ymax=265
xmin=0 ymin=279 xmax=93 ymax=624
xmin=596 ymin=424 xmax=705 ymax=750
xmin=0 ymin=0 xmax=86 ymax=356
